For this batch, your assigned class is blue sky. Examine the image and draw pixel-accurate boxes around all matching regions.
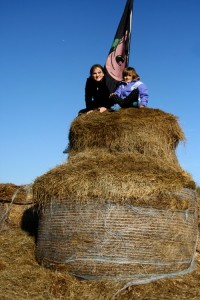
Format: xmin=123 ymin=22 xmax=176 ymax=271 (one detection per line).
xmin=0 ymin=0 xmax=200 ymax=186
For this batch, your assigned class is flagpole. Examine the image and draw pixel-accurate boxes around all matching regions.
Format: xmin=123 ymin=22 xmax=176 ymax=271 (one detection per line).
xmin=127 ymin=1 xmax=133 ymax=66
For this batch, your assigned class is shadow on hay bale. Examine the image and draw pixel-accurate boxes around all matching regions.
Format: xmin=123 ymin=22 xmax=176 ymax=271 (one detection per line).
xmin=21 ymin=205 xmax=39 ymax=239
xmin=33 ymin=108 xmax=198 ymax=286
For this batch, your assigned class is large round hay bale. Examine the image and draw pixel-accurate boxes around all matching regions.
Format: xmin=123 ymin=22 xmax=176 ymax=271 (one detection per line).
xmin=33 ymin=151 xmax=197 ymax=282
xmin=35 ymin=188 xmax=198 ymax=282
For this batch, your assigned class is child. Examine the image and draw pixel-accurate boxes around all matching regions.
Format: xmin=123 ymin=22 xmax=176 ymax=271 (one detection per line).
xmin=109 ymin=67 xmax=149 ymax=108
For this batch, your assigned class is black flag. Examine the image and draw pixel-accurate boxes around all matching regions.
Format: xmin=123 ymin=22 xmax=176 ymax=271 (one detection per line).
xmin=105 ymin=0 xmax=133 ymax=92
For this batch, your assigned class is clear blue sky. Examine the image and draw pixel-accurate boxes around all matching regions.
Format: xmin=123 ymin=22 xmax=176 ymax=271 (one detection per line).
xmin=0 ymin=0 xmax=200 ymax=186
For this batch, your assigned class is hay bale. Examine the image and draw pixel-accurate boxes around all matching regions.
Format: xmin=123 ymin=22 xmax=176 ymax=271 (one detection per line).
xmin=0 ymin=183 xmax=34 ymax=229
xmin=35 ymin=188 xmax=198 ymax=283
xmin=34 ymin=153 xmax=197 ymax=281
xmin=68 ymin=108 xmax=185 ymax=165
xmin=33 ymin=108 xmax=198 ymax=285
xmin=0 ymin=183 xmax=33 ymax=204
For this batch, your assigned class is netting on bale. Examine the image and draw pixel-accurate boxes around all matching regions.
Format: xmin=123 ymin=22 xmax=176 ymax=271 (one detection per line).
xmin=35 ymin=189 xmax=197 ymax=284
xmin=33 ymin=108 xmax=198 ymax=288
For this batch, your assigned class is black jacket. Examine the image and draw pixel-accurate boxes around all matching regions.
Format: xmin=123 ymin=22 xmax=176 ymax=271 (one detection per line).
xmin=85 ymin=76 xmax=111 ymax=110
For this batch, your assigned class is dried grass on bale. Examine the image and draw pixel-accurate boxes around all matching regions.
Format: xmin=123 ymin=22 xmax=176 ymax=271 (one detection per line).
xmin=68 ymin=108 xmax=185 ymax=165
xmin=33 ymin=150 xmax=195 ymax=209
xmin=1 ymin=227 xmax=200 ymax=300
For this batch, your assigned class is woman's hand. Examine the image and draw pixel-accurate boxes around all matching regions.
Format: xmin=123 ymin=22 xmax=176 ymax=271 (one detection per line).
xmin=86 ymin=110 xmax=94 ymax=114
xmin=99 ymin=107 xmax=107 ymax=113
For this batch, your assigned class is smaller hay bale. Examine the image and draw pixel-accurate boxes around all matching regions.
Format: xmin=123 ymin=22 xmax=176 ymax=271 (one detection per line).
xmin=0 ymin=183 xmax=34 ymax=229
xmin=35 ymin=188 xmax=198 ymax=283
xmin=67 ymin=108 xmax=185 ymax=165
xmin=0 ymin=183 xmax=33 ymax=204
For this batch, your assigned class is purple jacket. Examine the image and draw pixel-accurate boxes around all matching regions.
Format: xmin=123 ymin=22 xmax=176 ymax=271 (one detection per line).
xmin=114 ymin=79 xmax=149 ymax=107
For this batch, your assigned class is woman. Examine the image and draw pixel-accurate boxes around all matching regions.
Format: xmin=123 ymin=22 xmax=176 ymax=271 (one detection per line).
xmin=78 ymin=64 xmax=112 ymax=115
